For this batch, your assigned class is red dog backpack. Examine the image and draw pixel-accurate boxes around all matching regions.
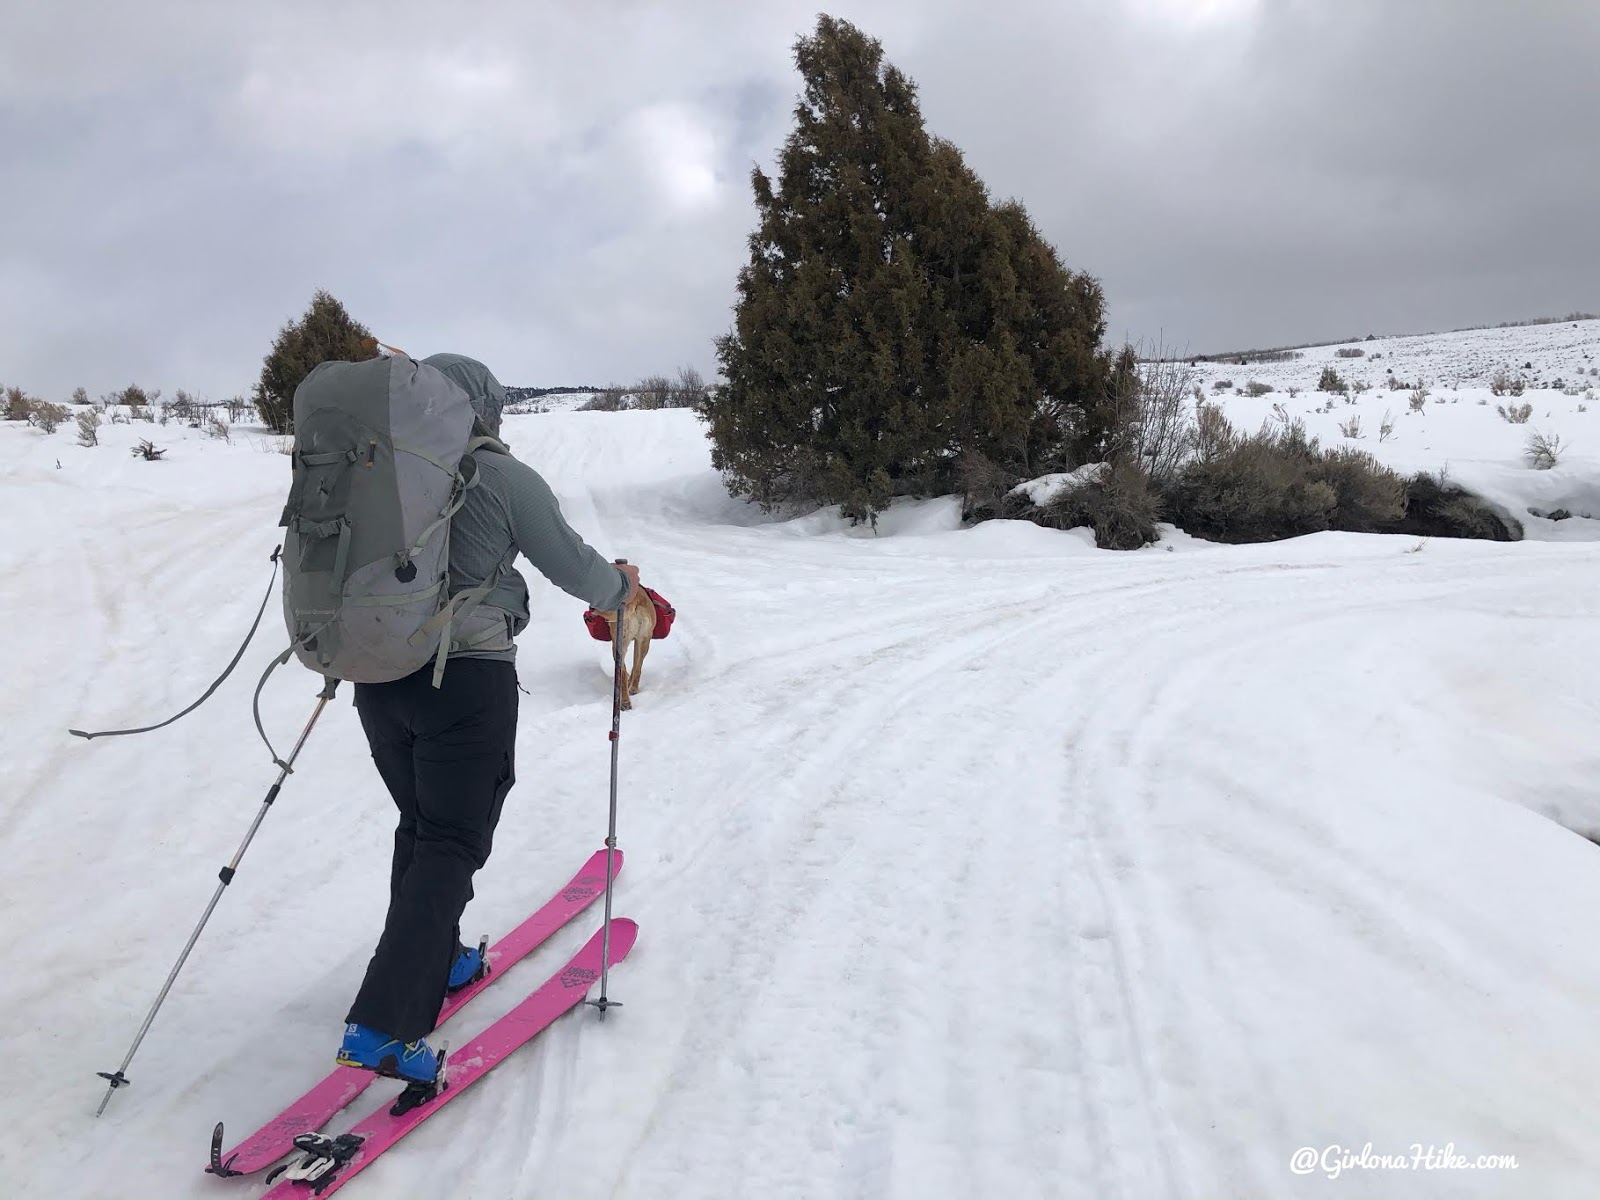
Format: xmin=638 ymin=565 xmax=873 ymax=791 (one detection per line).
xmin=584 ymin=587 xmax=675 ymax=641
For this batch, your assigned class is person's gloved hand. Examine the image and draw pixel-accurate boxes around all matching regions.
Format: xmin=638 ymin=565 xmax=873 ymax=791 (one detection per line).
xmin=616 ymin=562 xmax=642 ymax=605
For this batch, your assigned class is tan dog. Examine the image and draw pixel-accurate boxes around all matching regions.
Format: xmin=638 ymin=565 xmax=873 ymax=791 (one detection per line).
xmin=597 ymin=584 xmax=656 ymax=710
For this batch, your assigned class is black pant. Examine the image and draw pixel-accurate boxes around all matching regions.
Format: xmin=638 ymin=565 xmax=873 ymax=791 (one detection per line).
xmin=346 ymin=658 xmax=519 ymax=1042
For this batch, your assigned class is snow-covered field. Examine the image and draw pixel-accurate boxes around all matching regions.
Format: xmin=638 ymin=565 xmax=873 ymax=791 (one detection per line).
xmin=4 ymin=319 xmax=1600 ymax=1199
xmin=1188 ymin=318 xmax=1600 ymax=538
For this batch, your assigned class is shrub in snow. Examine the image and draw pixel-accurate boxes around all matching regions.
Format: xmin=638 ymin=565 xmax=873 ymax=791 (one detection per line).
xmin=1497 ymin=402 xmax=1534 ymax=424
xmin=27 ymin=401 xmax=69 ymax=433
xmin=1317 ymin=367 xmax=1346 ymax=393
xmin=579 ymin=386 xmax=630 ymax=412
xmin=225 ymin=395 xmax=252 ymax=422
xmin=166 ymin=390 xmax=202 ymax=426
xmin=1335 ymin=347 xmax=1365 ymax=358
xmin=204 ymin=414 xmax=232 ymax=443
xmin=957 ymin=449 xmax=1024 ymax=522
xmin=4 ymin=386 xmax=31 ymax=421
xmin=1524 ymin=430 xmax=1563 ymax=470
xmin=1041 ymin=461 xmax=1161 ymax=550
xmin=1108 ymin=345 xmax=1197 ymax=489
xmin=1213 ymin=379 xmax=1234 ymax=391
xmin=1379 ymin=410 xmax=1396 ymax=442
xmin=1339 ymin=415 xmax=1363 ymax=439
xmin=76 ymin=408 xmax=102 ymax=447
xmin=1161 ymin=416 xmax=1404 ymax=542
xmin=1316 ymin=446 xmax=1410 ymax=531
xmin=70 ymin=386 xmax=89 ymax=405
xmin=1397 ymin=472 xmax=1522 ymax=541
xmin=1408 ymin=387 xmax=1429 ymax=413
xmin=1351 ymin=380 xmax=1371 ymax=395
xmin=131 ymin=439 xmax=166 ymax=461
xmin=112 ymin=382 xmax=155 ymax=411
xmin=1193 ymin=402 xmax=1234 ymax=462
xmin=1490 ymin=368 xmax=1526 ymax=397
xmin=631 ymin=374 xmax=673 ymax=410
xmin=1244 ymin=380 xmax=1273 ymax=396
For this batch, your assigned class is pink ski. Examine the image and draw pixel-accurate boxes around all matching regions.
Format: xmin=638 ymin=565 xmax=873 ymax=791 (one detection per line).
xmin=206 ymin=849 xmax=622 ymax=1178
xmin=257 ymin=918 xmax=638 ymax=1198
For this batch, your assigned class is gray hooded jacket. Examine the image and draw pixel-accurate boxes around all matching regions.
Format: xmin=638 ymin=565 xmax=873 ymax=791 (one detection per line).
xmin=422 ymin=353 xmax=628 ymax=661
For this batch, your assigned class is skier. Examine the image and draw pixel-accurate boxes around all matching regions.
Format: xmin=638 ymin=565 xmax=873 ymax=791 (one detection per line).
xmin=333 ymin=353 xmax=640 ymax=1084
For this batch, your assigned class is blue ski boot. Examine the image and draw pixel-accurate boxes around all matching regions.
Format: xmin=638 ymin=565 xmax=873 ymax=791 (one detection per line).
xmin=335 ymin=1024 xmax=440 ymax=1084
xmin=447 ymin=937 xmax=489 ymax=993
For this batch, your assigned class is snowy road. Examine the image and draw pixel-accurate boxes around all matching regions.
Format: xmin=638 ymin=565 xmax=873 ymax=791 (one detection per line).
xmin=4 ymin=406 xmax=1599 ymax=1199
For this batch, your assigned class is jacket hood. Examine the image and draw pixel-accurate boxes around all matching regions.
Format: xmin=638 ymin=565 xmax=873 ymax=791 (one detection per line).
xmin=423 ymin=353 xmax=506 ymax=439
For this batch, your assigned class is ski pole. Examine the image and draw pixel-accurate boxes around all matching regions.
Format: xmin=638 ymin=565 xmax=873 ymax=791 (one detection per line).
xmin=586 ymin=560 xmax=628 ymax=1020
xmin=95 ymin=676 xmax=339 ymax=1116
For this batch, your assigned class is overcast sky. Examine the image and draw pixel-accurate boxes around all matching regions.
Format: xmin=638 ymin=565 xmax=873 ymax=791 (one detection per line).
xmin=2 ymin=0 xmax=1595 ymax=398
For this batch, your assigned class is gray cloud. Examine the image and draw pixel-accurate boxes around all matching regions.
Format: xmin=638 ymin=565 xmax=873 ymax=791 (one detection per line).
xmin=1 ymin=0 xmax=1595 ymax=398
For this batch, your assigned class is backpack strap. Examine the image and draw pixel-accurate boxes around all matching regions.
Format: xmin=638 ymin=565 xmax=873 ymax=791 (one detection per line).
xmin=410 ymin=436 xmax=516 ymax=687
xmin=413 ymin=551 xmax=509 ymax=688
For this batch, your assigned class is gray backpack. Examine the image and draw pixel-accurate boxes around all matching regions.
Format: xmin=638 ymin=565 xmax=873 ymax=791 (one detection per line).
xmin=279 ymin=355 xmax=504 ymax=687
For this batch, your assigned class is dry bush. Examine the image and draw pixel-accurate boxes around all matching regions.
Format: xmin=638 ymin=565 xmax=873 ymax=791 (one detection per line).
xmin=1122 ymin=345 xmax=1199 ymax=488
xmin=205 ymin=414 xmax=232 ymax=444
xmin=1408 ymin=387 xmax=1429 ymax=413
xmin=131 ymin=439 xmax=167 ymax=461
xmin=4 ymin=386 xmax=31 ymax=421
xmin=1335 ymin=347 xmax=1366 ymax=358
xmin=1161 ymin=413 xmax=1404 ymax=542
xmin=956 ymin=449 xmax=1024 ymax=522
xmin=1042 ymin=460 xmax=1162 ymax=550
xmin=1497 ymin=402 xmax=1533 ymax=424
xmin=1490 ymin=368 xmax=1526 ymax=397
xmin=1318 ymin=367 xmax=1346 ymax=393
xmin=1396 ymin=472 xmax=1521 ymax=541
xmin=632 ymin=374 xmax=673 ymax=410
xmin=71 ymin=387 xmax=89 ymax=406
xmin=673 ymin=365 xmax=709 ymax=409
xmin=27 ymin=401 xmax=69 ymax=433
xmin=1379 ymin=410 xmax=1396 ymax=443
xmin=1244 ymin=380 xmax=1273 ymax=397
xmin=76 ymin=408 xmax=103 ymax=447
xmin=167 ymin=389 xmax=201 ymax=426
xmin=1193 ymin=402 xmax=1236 ymax=462
xmin=1525 ymin=429 xmax=1563 ymax=470
xmin=1339 ymin=415 xmax=1364 ymax=439
xmin=580 ymin=384 xmax=631 ymax=412
xmin=1312 ymin=446 xmax=1407 ymax=531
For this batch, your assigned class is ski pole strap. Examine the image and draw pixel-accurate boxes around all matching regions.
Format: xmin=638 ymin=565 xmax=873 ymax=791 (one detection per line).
xmin=251 ymin=646 xmax=297 ymax=770
xmin=68 ymin=546 xmax=283 ymax=743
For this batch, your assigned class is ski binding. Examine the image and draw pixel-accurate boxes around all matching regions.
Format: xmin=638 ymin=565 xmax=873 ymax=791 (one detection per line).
xmin=262 ymin=1131 xmax=365 ymax=1192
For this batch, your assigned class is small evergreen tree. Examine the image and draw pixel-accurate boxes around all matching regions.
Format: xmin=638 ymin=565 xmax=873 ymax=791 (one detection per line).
xmin=707 ymin=15 xmax=1106 ymax=524
xmin=254 ymin=290 xmax=375 ymax=433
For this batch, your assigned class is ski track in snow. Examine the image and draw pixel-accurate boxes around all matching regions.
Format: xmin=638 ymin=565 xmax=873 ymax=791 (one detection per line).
xmin=5 ymin=336 xmax=1600 ymax=1199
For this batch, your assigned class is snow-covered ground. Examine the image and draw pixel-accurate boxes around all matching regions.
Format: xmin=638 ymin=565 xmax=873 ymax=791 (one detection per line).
xmin=4 ymin=326 xmax=1600 ymax=1198
xmin=1185 ymin=318 xmax=1600 ymax=539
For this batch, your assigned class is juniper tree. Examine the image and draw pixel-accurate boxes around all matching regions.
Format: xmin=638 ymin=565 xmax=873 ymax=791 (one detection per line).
xmin=708 ymin=15 xmax=1107 ymax=523
xmin=254 ymin=290 xmax=375 ymax=433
